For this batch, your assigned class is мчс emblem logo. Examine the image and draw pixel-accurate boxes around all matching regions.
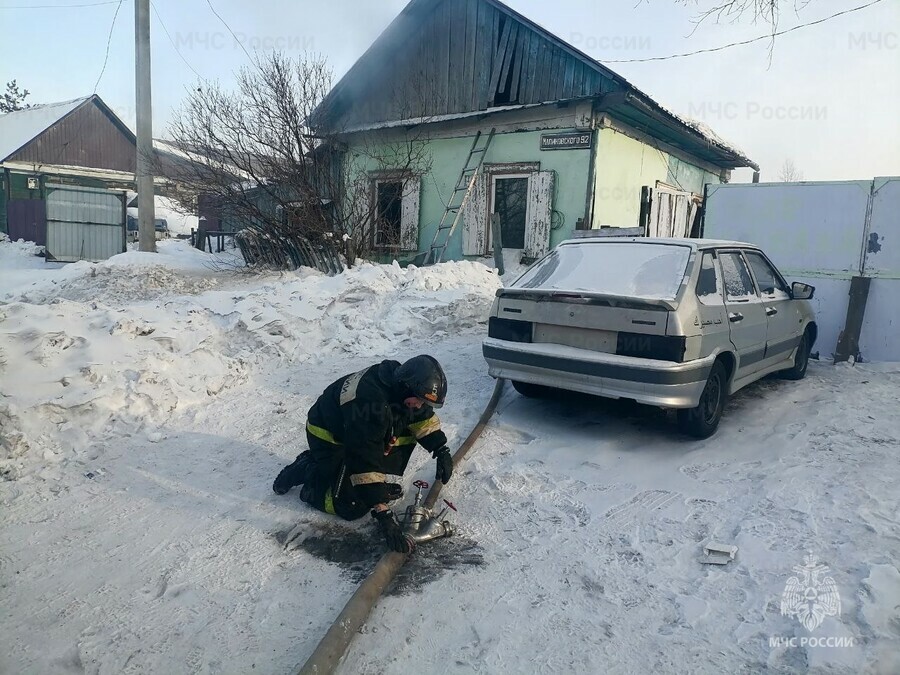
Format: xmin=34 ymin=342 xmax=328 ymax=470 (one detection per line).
xmin=781 ymin=553 xmax=841 ymax=631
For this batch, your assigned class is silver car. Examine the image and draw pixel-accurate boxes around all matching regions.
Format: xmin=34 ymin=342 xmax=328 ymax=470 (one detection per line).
xmin=483 ymin=237 xmax=817 ymax=438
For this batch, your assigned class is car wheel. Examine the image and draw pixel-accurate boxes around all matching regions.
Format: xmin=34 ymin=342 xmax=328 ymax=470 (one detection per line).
xmin=781 ymin=331 xmax=810 ymax=381
xmin=677 ymin=361 xmax=728 ymax=439
xmin=511 ymin=380 xmax=554 ymax=398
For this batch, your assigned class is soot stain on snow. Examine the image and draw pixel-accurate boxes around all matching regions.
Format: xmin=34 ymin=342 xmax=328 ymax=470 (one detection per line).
xmin=388 ymin=536 xmax=485 ymax=596
xmin=278 ymin=522 xmax=380 ymax=580
xmin=277 ymin=522 xmax=485 ymax=591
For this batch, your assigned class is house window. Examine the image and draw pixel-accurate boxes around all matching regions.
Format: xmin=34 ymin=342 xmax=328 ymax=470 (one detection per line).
xmin=374 ymin=180 xmax=403 ymax=249
xmin=491 ymin=175 xmax=529 ymax=249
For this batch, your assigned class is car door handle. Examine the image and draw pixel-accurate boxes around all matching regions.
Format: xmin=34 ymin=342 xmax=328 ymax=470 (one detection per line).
xmin=766 ymin=307 xmax=778 ymax=316
xmin=728 ymin=312 xmax=744 ymax=323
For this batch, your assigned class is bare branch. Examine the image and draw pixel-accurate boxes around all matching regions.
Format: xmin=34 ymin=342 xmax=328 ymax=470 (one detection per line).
xmin=156 ymin=52 xmax=433 ymax=271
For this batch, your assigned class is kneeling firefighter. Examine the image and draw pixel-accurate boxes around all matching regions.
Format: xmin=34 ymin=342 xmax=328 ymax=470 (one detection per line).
xmin=273 ymin=355 xmax=453 ymax=553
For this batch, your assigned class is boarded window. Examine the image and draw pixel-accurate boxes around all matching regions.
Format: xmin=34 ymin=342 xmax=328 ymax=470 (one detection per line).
xmin=648 ymin=185 xmax=699 ymax=238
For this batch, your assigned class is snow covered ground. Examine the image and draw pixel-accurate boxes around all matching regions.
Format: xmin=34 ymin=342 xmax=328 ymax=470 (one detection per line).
xmin=1 ymin=238 xmax=898 ymax=674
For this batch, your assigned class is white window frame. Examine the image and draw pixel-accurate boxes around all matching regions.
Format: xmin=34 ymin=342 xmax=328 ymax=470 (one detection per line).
xmin=488 ymin=172 xmax=532 ymax=252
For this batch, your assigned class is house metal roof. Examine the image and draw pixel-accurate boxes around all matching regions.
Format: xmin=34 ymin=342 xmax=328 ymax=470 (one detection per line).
xmin=317 ymin=0 xmax=758 ymax=171
xmin=0 ymin=97 xmax=89 ymax=162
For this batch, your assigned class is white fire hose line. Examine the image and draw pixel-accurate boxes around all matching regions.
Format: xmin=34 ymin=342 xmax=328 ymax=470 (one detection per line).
xmin=297 ymin=378 xmax=507 ymax=675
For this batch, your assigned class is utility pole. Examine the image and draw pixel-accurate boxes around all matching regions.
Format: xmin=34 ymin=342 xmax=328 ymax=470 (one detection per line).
xmin=135 ymin=0 xmax=156 ymax=252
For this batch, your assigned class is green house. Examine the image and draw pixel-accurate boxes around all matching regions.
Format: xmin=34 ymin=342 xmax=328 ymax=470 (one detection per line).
xmin=313 ymin=0 xmax=757 ymax=266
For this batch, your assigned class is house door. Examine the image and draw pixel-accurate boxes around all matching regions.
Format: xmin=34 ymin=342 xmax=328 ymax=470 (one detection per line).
xmin=490 ymin=174 xmax=529 ymax=250
xmin=7 ymin=199 xmax=47 ymax=245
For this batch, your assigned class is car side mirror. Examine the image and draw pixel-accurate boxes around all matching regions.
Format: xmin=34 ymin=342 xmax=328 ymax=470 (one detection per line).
xmin=791 ymin=281 xmax=815 ymax=300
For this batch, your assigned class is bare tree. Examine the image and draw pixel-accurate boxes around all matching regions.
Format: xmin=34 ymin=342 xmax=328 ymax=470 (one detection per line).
xmin=158 ymin=52 xmax=432 ymax=271
xmin=676 ymin=0 xmax=813 ymax=31
xmin=778 ymin=158 xmax=803 ymax=182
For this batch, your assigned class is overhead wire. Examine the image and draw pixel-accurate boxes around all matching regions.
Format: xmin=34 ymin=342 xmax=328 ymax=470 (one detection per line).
xmin=92 ymin=0 xmax=124 ymax=93
xmin=600 ymin=0 xmax=886 ymax=63
xmin=0 ymin=1 xmax=119 ymax=8
xmin=150 ymin=0 xmax=206 ymax=82
xmin=204 ymin=0 xmax=254 ymax=63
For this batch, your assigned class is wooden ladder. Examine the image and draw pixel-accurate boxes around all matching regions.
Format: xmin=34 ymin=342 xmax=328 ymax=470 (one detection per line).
xmin=427 ymin=128 xmax=495 ymax=264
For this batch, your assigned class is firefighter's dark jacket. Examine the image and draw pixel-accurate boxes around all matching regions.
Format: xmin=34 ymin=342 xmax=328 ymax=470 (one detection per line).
xmin=306 ymin=360 xmax=447 ymax=508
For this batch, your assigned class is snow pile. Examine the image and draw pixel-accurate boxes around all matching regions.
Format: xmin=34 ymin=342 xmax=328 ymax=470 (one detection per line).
xmin=0 ymin=240 xmax=500 ymax=481
xmin=0 ymin=234 xmax=44 ymax=265
xmin=1 ymin=234 xmax=899 ymax=673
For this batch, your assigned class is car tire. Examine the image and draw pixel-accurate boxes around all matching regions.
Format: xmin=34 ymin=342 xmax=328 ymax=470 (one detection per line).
xmin=677 ymin=360 xmax=728 ymax=439
xmin=511 ymin=380 xmax=554 ymax=398
xmin=781 ymin=331 xmax=810 ymax=381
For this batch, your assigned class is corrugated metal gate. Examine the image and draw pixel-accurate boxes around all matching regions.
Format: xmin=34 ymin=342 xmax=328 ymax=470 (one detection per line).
xmin=703 ymin=177 xmax=900 ymax=361
xmin=46 ymin=184 xmax=125 ymax=262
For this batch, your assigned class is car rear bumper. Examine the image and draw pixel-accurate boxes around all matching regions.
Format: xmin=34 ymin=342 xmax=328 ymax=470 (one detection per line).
xmin=482 ymin=337 xmax=715 ymax=408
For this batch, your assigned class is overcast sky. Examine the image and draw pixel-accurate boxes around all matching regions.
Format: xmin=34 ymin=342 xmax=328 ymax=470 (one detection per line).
xmin=1 ymin=0 xmax=898 ymax=182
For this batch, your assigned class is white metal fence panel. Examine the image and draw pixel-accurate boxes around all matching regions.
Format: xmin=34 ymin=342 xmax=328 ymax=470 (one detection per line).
xmin=704 ymin=179 xmax=900 ymax=361
xmin=863 ymin=177 xmax=900 ymax=278
xmin=859 ymin=178 xmax=900 ymax=361
xmin=46 ymin=185 xmax=125 ymax=262
xmin=704 ymin=181 xmax=871 ymax=278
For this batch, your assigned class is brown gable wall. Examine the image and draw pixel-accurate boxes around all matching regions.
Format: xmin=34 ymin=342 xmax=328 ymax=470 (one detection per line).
xmin=8 ymin=101 xmax=136 ymax=173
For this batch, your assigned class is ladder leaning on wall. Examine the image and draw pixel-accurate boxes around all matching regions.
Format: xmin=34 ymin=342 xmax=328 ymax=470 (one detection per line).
xmin=427 ymin=128 xmax=496 ymax=264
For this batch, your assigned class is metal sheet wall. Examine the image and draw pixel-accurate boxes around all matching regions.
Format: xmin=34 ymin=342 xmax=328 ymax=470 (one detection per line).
xmin=704 ymin=178 xmax=900 ymax=361
xmin=46 ymin=184 xmax=125 ymax=262
xmin=859 ymin=178 xmax=900 ymax=361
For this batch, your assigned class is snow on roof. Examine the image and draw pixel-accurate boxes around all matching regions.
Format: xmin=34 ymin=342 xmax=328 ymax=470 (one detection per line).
xmin=0 ymin=97 xmax=89 ymax=161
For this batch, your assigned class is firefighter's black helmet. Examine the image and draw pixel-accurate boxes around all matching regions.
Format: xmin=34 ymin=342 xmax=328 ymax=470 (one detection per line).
xmin=395 ymin=355 xmax=447 ymax=408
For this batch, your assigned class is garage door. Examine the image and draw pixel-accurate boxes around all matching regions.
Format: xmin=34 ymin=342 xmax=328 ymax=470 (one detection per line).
xmin=46 ymin=184 xmax=125 ymax=262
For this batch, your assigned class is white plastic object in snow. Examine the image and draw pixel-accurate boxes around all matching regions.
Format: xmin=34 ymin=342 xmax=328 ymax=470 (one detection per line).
xmin=701 ymin=542 xmax=738 ymax=565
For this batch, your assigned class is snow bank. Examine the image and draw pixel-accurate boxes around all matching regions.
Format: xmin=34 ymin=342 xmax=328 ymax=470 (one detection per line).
xmin=0 ymin=239 xmax=500 ymax=481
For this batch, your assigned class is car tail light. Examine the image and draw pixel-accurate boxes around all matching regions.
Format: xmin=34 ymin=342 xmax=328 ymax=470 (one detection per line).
xmin=488 ymin=317 xmax=532 ymax=343
xmin=616 ymin=333 xmax=686 ymax=362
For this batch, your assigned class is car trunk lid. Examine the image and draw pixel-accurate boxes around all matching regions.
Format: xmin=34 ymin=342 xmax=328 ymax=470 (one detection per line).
xmin=491 ymin=289 xmax=686 ymax=362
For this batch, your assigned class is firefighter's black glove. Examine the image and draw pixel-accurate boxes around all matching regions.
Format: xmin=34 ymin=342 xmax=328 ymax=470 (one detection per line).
xmin=372 ymin=509 xmax=413 ymax=554
xmin=433 ymin=446 xmax=453 ymax=484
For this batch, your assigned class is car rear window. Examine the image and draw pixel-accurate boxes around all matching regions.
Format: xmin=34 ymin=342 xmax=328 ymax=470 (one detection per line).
xmin=513 ymin=242 xmax=692 ymax=300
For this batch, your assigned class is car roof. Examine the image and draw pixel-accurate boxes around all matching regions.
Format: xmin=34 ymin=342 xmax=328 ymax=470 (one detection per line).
xmin=559 ymin=236 xmax=760 ymax=250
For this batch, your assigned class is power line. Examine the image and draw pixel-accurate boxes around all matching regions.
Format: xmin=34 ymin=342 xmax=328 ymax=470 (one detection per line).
xmin=601 ymin=0 xmax=885 ymax=63
xmin=150 ymin=0 xmax=205 ymax=82
xmin=0 ymin=1 xmax=119 ymax=8
xmin=204 ymin=0 xmax=254 ymax=62
xmin=92 ymin=0 xmax=124 ymax=93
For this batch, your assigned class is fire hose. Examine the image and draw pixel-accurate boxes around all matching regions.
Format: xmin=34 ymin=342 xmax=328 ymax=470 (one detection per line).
xmin=297 ymin=378 xmax=506 ymax=675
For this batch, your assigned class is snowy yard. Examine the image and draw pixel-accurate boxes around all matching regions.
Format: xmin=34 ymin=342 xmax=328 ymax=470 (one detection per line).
xmin=1 ymin=239 xmax=898 ymax=674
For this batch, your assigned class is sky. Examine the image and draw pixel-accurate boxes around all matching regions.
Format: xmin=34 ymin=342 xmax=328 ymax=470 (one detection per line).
xmin=1 ymin=0 xmax=898 ymax=182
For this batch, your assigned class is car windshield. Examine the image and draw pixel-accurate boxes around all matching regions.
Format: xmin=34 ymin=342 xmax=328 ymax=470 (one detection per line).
xmin=513 ymin=242 xmax=692 ymax=301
